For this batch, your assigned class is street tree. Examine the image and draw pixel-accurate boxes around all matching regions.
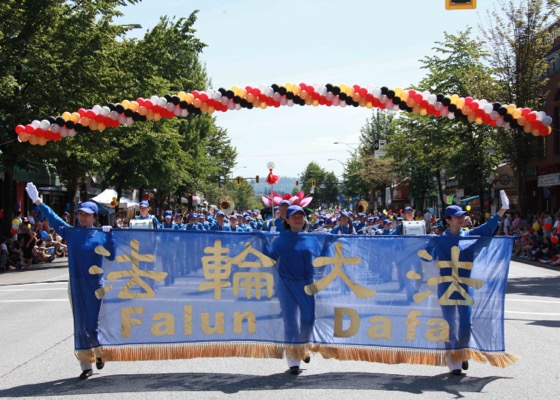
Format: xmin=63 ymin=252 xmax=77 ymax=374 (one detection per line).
xmin=481 ymin=0 xmax=559 ymax=213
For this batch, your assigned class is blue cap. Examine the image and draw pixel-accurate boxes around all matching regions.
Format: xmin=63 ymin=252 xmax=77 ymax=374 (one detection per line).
xmin=274 ymin=206 xmax=279 ymax=212
xmin=383 ymin=219 xmax=391 ymax=225
xmin=444 ymin=205 xmax=468 ymax=218
xmin=77 ymin=201 xmax=98 ymax=215
xmin=341 ymin=211 xmax=350 ymax=218
xmin=358 ymin=213 xmax=365 ymax=218
xmin=279 ymin=200 xmax=291 ymax=206
xmin=286 ymin=205 xmax=305 ymax=217
xmin=228 ymin=214 xmax=237 ymax=220
xmin=404 ymin=206 xmax=414 ymax=213
xmin=253 ymin=211 xmax=259 ymax=215
xmin=187 ymin=214 xmax=196 ymax=220
xmin=397 ymin=217 xmax=403 ymax=221
xmin=139 ymin=200 xmax=149 ymax=208
xmin=175 ymin=213 xmax=182 ymax=218
xmin=216 ymin=211 xmax=225 ymax=217
xmin=318 ymin=220 xmax=325 ymax=225
xmin=367 ymin=217 xmax=374 ymax=222
xmin=373 ymin=216 xmax=380 ymax=221
xmin=164 ymin=210 xmax=173 ymax=219
xmin=243 ymin=215 xmax=251 ymax=220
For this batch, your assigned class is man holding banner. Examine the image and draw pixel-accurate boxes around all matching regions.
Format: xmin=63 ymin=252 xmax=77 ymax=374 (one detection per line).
xmin=25 ymin=182 xmax=115 ymax=380
xmin=435 ymin=190 xmax=510 ymax=375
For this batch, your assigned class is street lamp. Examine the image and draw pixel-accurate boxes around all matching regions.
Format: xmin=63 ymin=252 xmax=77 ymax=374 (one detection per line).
xmin=328 ymin=158 xmax=346 ymax=169
xmin=118 ymin=24 xmax=143 ymax=29
xmin=231 ymin=166 xmax=247 ymax=180
xmin=333 ymin=141 xmax=359 ymax=152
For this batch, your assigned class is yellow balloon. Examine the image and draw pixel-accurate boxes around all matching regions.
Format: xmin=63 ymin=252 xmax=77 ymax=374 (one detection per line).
xmin=533 ymin=222 xmax=540 ymax=231
xmin=456 ymin=98 xmax=465 ymax=109
xmin=466 ymin=205 xmax=471 ymax=211
xmin=485 ymin=212 xmax=491 ymax=219
xmin=129 ymin=101 xmax=139 ymax=112
xmin=71 ymin=112 xmax=81 ymax=123
xmin=512 ymin=108 xmax=522 ymax=119
xmin=185 ymin=93 xmax=194 ymax=104
xmin=121 ymin=99 xmax=130 ymax=108
xmin=62 ymin=111 xmax=72 ymax=121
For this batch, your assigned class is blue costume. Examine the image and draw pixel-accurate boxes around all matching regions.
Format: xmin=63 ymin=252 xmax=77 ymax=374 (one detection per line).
xmin=134 ymin=213 xmax=160 ymax=229
xmin=265 ymin=229 xmax=321 ymax=368
xmin=37 ymin=203 xmax=115 ymax=359
xmin=427 ymin=213 xmax=501 ymax=372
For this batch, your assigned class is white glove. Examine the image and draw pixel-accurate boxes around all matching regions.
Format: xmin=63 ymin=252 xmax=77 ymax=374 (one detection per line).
xmin=101 ymin=225 xmax=112 ymax=232
xmin=500 ymin=190 xmax=509 ymax=210
xmin=26 ymin=182 xmax=40 ymax=204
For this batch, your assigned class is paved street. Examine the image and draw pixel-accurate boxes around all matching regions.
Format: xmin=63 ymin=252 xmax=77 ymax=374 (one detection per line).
xmin=0 ymin=258 xmax=559 ymax=399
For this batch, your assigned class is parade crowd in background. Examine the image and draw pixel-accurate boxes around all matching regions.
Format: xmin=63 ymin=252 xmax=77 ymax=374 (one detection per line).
xmin=2 ymin=198 xmax=559 ymax=272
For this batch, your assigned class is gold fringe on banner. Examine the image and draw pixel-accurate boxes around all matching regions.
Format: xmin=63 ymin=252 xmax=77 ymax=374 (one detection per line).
xmin=75 ymin=342 xmax=519 ymax=368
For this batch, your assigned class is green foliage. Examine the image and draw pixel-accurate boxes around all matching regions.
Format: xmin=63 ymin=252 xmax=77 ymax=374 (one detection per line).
xmin=299 ymin=162 xmax=338 ymax=208
xmin=481 ymin=0 xmax=559 ymax=212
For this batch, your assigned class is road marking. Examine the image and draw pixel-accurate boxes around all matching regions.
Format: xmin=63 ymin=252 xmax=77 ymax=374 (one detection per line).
xmin=505 ymin=310 xmax=560 ymax=317
xmin=0 ymin=299 xmax=68 ymax=303
xmin=506 ymin=298 xmax=560 ymax=304
xmin=0 ymin=288 xmax=67 ymax=292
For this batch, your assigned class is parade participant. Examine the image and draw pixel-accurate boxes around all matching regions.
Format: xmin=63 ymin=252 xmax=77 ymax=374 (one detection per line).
xmin=379 ymin=219 xmax=394 ymax=235
xmin=210 ymin=211 xmax=232 ymax=231
xmin=174 ymin=213 xmax=185 ymax=230
xmin=242 ymin=215 xmax=253 ymax=232
xmin=266 ymin=200 xmax=291 ymax=232
xmin=161 ymin=210 xmax=177 ymax=229
xmin=133 ymin=201 xmax=160 ymax=229
xmin=197 ymin=213 xmax=209 ymax=230
xmin=25 ymin=182 xmax=114 ymax=380
xmin=185 ymin=214 xmax=199 ymax=230
xmin=265 ymin=205 xmax=320 ymax=375
xmin=354 ymin=213 xmax=366 ymax=233
xmin=228 ymin=214 xmax=243 ymax=232
xmin=436 ymin=191 xmax=509 ymax=376
xmin=254 ymin=210 xmax=264 ymax=230
xmin=19 ymin=222 xmax=36 ymax=269
xmin=331 ymin=212 xmax=355 ymax=235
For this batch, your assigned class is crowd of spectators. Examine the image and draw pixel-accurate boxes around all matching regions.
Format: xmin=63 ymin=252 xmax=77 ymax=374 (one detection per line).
xmin=507 ymin=211 xmax=560 ymax=265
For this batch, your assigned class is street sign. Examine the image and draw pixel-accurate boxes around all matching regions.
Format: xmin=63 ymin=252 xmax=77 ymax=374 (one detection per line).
xmin=374 ymin=150 xmax=386 ymax=159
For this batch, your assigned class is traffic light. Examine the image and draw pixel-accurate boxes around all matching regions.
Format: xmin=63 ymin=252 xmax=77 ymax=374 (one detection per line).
xmin=311 ymin=179 xmax=316 ymax=187
xmin=445 ymin=0 xmax=476 ymax=10
xmin=255 ymin=175 xmax=259 ymax=184
xmin=236 ymin=176 xmax=242 ymax=185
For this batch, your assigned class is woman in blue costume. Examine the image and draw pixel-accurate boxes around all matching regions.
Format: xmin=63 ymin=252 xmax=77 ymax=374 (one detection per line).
xmin=26 ymin=183 xmax=115 ymax=380
xmin=267 ymin=206 xmax=321 ymax=375
xmin=436 ymin=190 xmax=509 ymax=376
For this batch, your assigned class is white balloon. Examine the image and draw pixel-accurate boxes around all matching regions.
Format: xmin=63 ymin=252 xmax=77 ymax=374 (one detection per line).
xmin=109 ymin=111 xmax=119 ymax=120
xmin=379 ymin=95 xmax=387 ymax=103
xmin=157 ymin=97 xmax=167 ymax=107
xmin=427 ymin=94 xmax=437 ymax=104
xmin=287 ymin=100 xmax=294 ymax=107
xmin=280 ymin=97 xmax=288 ymax=105
xmin=227 ymin=102 xmax=235 ymax=110
xmin=440 ymin=108 xmax=449 ymax=117
xmin=181 ymin=109 xmax=189 ymax=117
xmin=272 ymin=93 xmax=281 ymax=102
xmin=447 ymin=113 xmax=455 ymax=120
xmin=332 ymin=97 xmax=340 ymax=106
xmin=235 ymin=104 xmax=241 ymax=110
xmin=92 ymin=105 xmax=102 ymax=114
xmin=264 ymin=87 xmax=274 ymax=97
xmin=542 ymin=116 xmax=553 ymax=126
xmin=39 ymin=120 xmax=51 ymax=130
xmin=31 ymin=120 xmax=41 ymax=129
xmin=496 ymin=118 xmax=504 ymax=127
xmin=150 ymin=95 xmax=159 ymax=103
xmin=166 ymin=103 xmax=176 ymax=111
xmin=504 ymin=122 xmax=511 ymax=129
xmin=126 ymin=117 xmax=134 ymax=125
xmin=372 ymin=88 xmax=382 ymax=98
xmin=50 ymin=123 xmax=60 ymax=133
xmin=484 ymin=104 xmax=493 ymax=113
xmin=434 ymin=102 xmax=442 ymax=111
xmin=536 ymin=111 xmax=546 ymax=121
xmin=489 ymin=111 xmax=499 ymax=120
xmin=59 ymin=127 xmax=69 ymax=137
xmin=339 ymin=101 xmax=347 ymax=108
xmin=173 ymin=107 xmax=182 ymax=116
xmin=221 ymin=97 xmax=229 ymax=105
xmin=68 ymin=129 xmax=76 ymax=137
xmin=101 ymin=106 xmax=110 ymax=116
xmin=213 ymin=91 xmax=222 ymax=101
xmin=118 ymin=115 xmax=127 ymax=124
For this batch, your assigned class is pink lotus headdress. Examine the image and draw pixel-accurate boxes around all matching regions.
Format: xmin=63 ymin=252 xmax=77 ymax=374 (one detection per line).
xmin=262 ymin=191 xmax=313 ymax=208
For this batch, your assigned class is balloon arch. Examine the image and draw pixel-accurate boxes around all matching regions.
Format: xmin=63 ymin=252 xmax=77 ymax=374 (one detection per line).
xmin=16 ymin=83 xmax=553 ymax=146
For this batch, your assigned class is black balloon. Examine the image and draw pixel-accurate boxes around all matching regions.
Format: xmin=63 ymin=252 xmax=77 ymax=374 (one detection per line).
xmin=225 ymin=90 xmax=234 ymax=99
xmin=339 ymin=93 xmax=348 ymax=101
xmin=107 ymin=103 xmax=116 ymax=111
xmin=448 ymin=104 xmax=457 ymax=112
xmin=436 ymin=94 xmax=444 ymax=102
xmin=55 ymin=116 xmax=65 ymax=126
xmin=441 ymin=97 xmax=451 ymax=107
xmin=381 ymin=87 xmax=388 ymax=95
xmin=386 ymin=90 xmax=395 ymax=99
xmin=65 ymin=121 xmax=75 ymax=129
xmin=332 ymin=86 xmax=341 ymax=96
xmin=115 ymin=104 xmax=125 ymax=113
xmin=47 ymin=116 xmax=56 ymax=124
xmin=278 ymin=87 xmax=286 ymax=96
xmin=171 ymin=95 xmax=180 ymax=105
xmin=498 ymin=107 xmax=508 ymax=116
xmin=503 ymin=113 xmax=513 ymax=122
xmin=124 ymin=109 xmax=133 ymax=117
xmin=392 ymin=96 xmax=400 ymax=105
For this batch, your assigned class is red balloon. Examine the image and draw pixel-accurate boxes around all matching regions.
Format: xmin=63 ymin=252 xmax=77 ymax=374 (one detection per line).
xmin=544 ymin=222 xmax=552 ymax=231
xmin=25 ymin=124 xmax=35 ymax=134
xmin=551 ymin=236 xmax=558 ymax=244
xmin=15 ymin=125 xmax=25 ymax=134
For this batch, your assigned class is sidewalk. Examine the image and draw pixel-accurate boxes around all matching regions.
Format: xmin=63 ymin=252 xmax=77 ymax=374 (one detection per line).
xmin=0 ymin=256 xmax=68 ymax=274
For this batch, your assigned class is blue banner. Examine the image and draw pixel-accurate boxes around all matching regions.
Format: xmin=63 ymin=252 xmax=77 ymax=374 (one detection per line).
xmin=67 ymin=229 xmax=517 ymax=368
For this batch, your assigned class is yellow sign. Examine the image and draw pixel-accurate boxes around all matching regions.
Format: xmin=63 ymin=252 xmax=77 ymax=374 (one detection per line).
xmin=445 ymin=0 xmax=476 ymax=10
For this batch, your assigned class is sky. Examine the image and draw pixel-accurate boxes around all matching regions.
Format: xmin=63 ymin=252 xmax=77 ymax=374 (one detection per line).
xmin=114 ymin=0 xmax=496 ymax=179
